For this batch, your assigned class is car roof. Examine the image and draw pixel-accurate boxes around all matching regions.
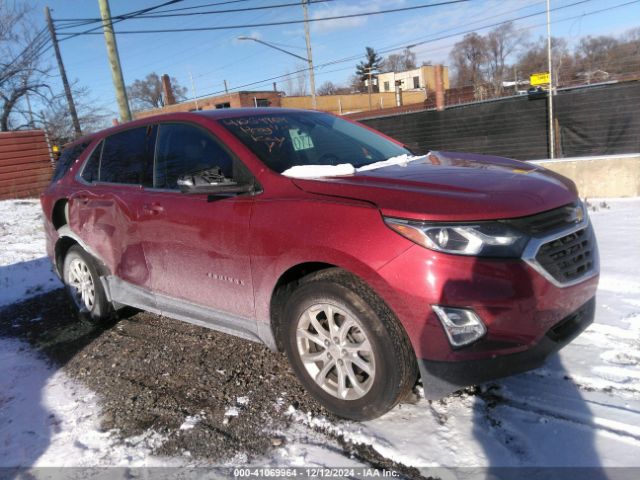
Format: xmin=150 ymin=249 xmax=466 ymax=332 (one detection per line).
xmin=194 ymin=107 xmax=319 ymax=120
xmin=71 ymin=108 xmax=326 ymax=144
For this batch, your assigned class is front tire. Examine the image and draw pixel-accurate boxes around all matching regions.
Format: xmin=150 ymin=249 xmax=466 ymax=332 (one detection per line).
xmin=283 ymin=269 xmax=417 ymax=420
xmin=62 ymin=245 xmax=112 ymax=323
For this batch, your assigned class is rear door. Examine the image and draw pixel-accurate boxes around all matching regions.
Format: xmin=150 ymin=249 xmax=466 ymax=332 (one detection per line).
xmin=70 ymin=125 xmax=156 ymax=289
xmin=137 ymin=122 xmax=257 ymax=318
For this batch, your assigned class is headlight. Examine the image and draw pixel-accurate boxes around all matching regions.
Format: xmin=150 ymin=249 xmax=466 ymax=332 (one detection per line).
xmin=384 ymin=217 xmax=529 ymax=257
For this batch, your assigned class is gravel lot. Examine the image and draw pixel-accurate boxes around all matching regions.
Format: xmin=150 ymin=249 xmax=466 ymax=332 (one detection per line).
xmin=0 ymin=288 xmax=424 ymax=477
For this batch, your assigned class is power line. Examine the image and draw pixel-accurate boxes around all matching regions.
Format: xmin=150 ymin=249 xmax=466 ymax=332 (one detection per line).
xmin=57 ymin=0 xmax=472 ymax=36
xmin=121 ymin=0 xmax=254 ymax=16
xmin=316 ymin=0 xmax=597 ymax=70
xmin=55 ymin=0 xmax=334 ymax=21
xmin=68 ymin=2 xmax=282 ymax=90
xmin=0 ymin=27 xmax=51 ymax=82
xmin=188 ymin=0 xmax=640 ymax=100
xmin=57 ymin=0 xmax=186 ymax=43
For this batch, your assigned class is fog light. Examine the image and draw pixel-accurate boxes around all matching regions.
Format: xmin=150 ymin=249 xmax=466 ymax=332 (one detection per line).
xmin=432 ymin=306 xmax=486 ymax=347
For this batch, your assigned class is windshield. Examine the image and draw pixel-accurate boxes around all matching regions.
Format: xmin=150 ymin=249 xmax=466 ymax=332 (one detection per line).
xmin=219 ymin=112 xmax=410 ymax=174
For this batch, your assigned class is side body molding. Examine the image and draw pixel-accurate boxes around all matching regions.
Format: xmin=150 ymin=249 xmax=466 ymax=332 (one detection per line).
xmin=103 ymin=276 xmax=278 ymax=351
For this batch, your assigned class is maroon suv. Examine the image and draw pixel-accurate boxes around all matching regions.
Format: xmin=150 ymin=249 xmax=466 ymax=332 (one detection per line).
xmin=41 ymin=109 xmax=599 ymax=420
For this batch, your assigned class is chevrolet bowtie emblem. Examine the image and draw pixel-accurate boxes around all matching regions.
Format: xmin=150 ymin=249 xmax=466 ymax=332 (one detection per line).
xmin=568 ymin=205 xmax=585 ymax=223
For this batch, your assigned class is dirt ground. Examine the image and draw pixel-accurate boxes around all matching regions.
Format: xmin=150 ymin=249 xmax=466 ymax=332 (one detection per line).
xmin=0 ymin=289 xmax=427 ymax=478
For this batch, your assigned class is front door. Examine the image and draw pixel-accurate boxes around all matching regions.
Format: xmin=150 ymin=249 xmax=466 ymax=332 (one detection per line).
xmin=138 ymin=122 xmax=257 ymax=319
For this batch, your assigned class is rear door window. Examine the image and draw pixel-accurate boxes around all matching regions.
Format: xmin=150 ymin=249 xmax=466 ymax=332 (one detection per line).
xmin=52 ymin=141 xmax=90 ymax=183
xmin=99 ymin=126 xmax=156 ymax=186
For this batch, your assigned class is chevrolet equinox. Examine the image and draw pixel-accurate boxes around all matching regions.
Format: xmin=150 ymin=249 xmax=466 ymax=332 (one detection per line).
xmin=41 ymin=109 xmax=599 ymax=420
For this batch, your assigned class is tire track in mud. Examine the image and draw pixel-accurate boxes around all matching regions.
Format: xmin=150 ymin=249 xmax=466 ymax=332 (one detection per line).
xmin=475 ymin=384 xmax=640 ymax=444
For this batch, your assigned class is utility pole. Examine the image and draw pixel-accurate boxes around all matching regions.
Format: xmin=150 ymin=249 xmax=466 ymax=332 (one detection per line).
xmin=189 ymin=70 xmax=199 ymax=110
xmin=546 ymin=0 xmax=555 ymax=159
xmin=367 ymin=67 xmax=373 ymax=111
xmin=301 ymin=0 xmax=317 ymax=109
xmin=45 ymin=6 xmax=81 ymax=136
xmin=98 ymin=0 xmax=131 ymax=122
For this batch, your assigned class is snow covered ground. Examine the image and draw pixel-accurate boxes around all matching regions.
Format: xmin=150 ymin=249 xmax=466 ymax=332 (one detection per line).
xmin=0 ymin=199 xmax=61 ymax=308
xmin=1 ymin=198 xmax=639 ymax=471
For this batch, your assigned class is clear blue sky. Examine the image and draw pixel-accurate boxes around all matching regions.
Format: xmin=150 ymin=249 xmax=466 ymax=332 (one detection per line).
xmin=34 ymin=0 xmax=640 ymax=117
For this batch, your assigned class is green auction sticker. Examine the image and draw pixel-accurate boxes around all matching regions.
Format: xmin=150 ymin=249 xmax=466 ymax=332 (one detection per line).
xmin=289 ymin=129 xmax=314 ymax=151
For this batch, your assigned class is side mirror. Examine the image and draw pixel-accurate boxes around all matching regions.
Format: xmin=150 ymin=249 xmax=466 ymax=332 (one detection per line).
xmin=177 ymin=168 xmax=254 ymax=195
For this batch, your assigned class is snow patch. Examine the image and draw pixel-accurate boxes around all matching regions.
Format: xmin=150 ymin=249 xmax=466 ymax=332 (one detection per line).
xmin=224 ymin=406 xmax=239 ymax=417
xmin=282 ymin=163 xmax=355 ymax=178
xmin=0 ymin=337 xmax=181 ymax=467
xmin=356 ymin=153 xmax=427 ymax=172
xmin=0 ymin=199 xmax=62 ymax=307
xmin=281 ymin=154 xmax=426 ymax=178
xmin=179 ymin=413 xmax=204 ymax=431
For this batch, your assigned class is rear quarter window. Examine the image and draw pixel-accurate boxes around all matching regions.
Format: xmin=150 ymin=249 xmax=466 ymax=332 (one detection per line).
xmin=80 ymin=141 xmax=103 ymax=183
xmin=51 ymin=141 xmax=90 ymax=183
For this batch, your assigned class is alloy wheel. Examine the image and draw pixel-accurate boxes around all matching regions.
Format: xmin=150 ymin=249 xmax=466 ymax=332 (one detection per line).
xmin=295 ymin=302 xmax=375 ymax=400
xmin=66 ymin=257 xmax=96 ymax=312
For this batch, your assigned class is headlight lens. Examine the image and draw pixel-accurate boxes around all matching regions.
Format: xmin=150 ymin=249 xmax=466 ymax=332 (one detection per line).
xmin=384 ymin=217 xmax=529 ymax=257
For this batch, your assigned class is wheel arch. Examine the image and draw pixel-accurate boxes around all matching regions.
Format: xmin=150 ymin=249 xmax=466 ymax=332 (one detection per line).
xmin=267 ymin=259 xmax=410 ymax=354
xmin=269 ymin=262 xmax=337 ymax=352
xmin=54 ymin=226 xmax=111 ymax=278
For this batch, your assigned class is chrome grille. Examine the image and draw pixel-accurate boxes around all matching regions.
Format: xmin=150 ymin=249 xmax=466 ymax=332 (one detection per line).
xmin=534 ymin=225 xmax=595 ymax=284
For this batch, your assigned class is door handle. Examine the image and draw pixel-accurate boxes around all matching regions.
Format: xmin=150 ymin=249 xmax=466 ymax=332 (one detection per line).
xmin=142 ymin=203 xmax=164 ymax=215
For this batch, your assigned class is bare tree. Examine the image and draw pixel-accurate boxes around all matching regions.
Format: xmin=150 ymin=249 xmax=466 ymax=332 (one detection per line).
xmin=486 ymin=22 xmax=529 ymax=94
xmin=317 ymin=81 xmax=337 ymax=95
xmin=450 ymin=33 xmax=488 ymax=89
xmin=0 ymin=2 xmax=53 ymax=131
xmin=517 ymin=37 xmax=575 ymax=87
xmin=282 ymin=64 xmax=308 ymax=97
xmin=37 ymin=84 xmax=113 ymax=145
xmin=294 ymin=63 xmax=308 ymax=96
xmin=383 ymin=48 xmax=417 ymax=73
xmin=575 ymin=35 xmax=619 ymax=82
xmin=283 ymin=63 xmax=309 ymax=97
xmin=316 ymin=81 xmax=351 ymax=96
xmin=349 ymin=74 xmax=365 ymax=93
xmin=127 ymin=73 xmax=187 ymax=111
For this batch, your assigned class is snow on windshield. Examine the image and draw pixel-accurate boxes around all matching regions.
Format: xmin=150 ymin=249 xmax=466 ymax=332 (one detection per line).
xmin=281 ymin=154 xmax=428 ymax=179
xmin=280 ymin=163 xmax=356 ymax=179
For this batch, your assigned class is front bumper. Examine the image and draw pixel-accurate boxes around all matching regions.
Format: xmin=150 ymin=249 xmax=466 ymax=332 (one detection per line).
xmin=418 ymin=297 xmax=595 ymax=399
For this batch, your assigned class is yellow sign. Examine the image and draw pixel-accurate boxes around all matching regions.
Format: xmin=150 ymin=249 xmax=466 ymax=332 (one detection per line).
xmin=530 ymin=72 xmax=550 ymax=86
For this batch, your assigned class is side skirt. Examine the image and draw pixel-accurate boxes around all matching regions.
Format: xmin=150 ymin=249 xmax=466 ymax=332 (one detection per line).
xmin=103 ymin=276 xmax=277 ymax=349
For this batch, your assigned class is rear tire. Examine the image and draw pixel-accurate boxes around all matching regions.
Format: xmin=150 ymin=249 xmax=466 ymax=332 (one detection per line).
xmin=62 ymin=245 xmax=113 ymax=323
xmin=283 ymin=269 xmax=417 ymax=420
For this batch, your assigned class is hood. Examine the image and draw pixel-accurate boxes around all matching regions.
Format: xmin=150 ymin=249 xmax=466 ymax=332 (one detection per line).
xmin=291 ymin=151 xmax=578 ymax=221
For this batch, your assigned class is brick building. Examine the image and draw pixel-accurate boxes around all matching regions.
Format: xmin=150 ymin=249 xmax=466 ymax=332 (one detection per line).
xmin=134 ymin=89 xmax=282 ymax=119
